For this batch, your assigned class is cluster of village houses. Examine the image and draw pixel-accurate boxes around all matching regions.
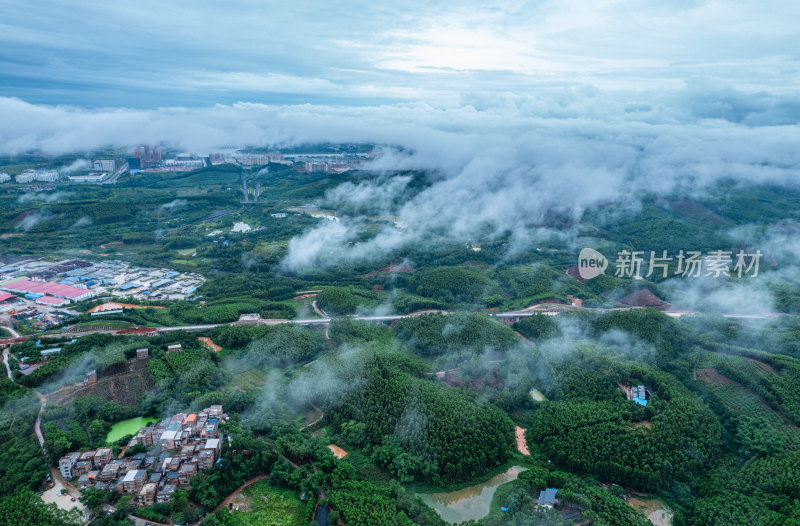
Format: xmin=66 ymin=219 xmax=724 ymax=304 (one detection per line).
xmin=58 ymin=405 xmax=226 ymax=506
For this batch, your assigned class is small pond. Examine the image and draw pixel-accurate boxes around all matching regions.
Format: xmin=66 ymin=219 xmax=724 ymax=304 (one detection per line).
xmin=418 ymin=465 xmax=526 ymax=523
xmin=105 ymin=416 xmax=158 ymax=444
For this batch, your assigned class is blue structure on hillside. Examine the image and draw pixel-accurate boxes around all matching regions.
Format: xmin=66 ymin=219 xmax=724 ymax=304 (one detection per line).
xmin=538 ymin=488 xmax=558 ymax=507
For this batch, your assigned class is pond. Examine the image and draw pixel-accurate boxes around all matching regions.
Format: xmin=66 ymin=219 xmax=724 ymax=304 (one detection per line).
xmin=418 ymin=466 xmax=526 ymax=524
xmin=105 ymin=416 xmax=158 ymax=444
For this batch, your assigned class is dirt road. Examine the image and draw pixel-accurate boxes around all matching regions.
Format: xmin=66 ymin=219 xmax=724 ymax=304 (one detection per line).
xmin=2 ymin=348 xmax=12 ymax=380
xmin=311 ymin=300 xmax=328 ymax=317
xmin=35 ymin=391 xmax=47 ymax=449
xmin=300 ymin=406 xmax=323 ymax=431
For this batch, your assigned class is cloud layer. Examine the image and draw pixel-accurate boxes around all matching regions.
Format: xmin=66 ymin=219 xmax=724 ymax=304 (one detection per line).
xmin=2 ymin=79 xmax=800 ymax=273
xmin=2 ymin=1 xmax=799 ymax=278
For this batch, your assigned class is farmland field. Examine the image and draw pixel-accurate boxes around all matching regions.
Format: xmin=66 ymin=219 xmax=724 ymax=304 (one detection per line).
xmin=229 ymin=480 xmax=306 ymax=526
xmin=697 ymin=362 xmax=800 ymax=449
xmin=236 ymin=368 xmax=269 ymax=389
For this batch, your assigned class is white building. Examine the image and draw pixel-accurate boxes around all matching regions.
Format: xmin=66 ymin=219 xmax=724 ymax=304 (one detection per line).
xmin=231 ymin=222 xmax=252 ymax=233
xmin=236 ymin=154 xmax=268 ymax=166
xmin=0 ymin=173 xmax=10 ymax=183
xmin=305 ymin=162 xmax=327 ymax=173
xmin=68 ymin=172 xmax=108 ymax=183
xmin=93 ymin=160 xmax=116 ymax=171
xmin=59 ymin=452 xmax=81 ymax=479
xmin=16 ymin=170 xmax=59 ymax=183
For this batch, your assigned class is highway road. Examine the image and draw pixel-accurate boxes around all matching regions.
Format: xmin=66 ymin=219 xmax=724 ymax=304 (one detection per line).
xmin=14 ymin=305 xmax=782 ymax=344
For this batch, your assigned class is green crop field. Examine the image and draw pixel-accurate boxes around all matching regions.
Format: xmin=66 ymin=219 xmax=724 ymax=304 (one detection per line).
xmin=233 ymin=368 xmax=269 ymax=389
xmin=229 ymin=481 xmax=306 ymax=526
xmin=701 ymin=375 xmax=800 ymax=450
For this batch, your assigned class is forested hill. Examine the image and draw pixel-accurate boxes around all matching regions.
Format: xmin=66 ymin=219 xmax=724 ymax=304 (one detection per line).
xmin=318 ymin=350 xmax=515 ymax=484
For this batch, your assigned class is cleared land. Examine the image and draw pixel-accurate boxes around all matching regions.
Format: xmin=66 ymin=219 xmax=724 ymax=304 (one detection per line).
xmin=514 ymin=426 xmax=530 ymax=455
xmin=228 ymin=480 xmax=306 ymax=526
xmin=327 ymin=444 xmax=348 ymax=459
xmin=627 ymin=497 xmax=673 ymax=526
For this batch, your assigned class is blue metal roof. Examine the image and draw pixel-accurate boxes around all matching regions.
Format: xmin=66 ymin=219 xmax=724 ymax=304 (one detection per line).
xmin=633 ymin=397 xmax=648 ymax=406
xmin=538 ymin=488 xmax=558 ymax=506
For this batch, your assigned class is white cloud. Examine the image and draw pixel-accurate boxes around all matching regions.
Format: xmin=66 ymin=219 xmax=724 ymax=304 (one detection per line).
xmin=1 ymin=1 xmax=799 ymax=104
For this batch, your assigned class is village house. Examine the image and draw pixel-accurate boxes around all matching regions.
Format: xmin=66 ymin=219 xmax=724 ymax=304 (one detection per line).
xmin=58 ymin=452 xmax=80 ymax=479
xmin=198 ymin=449 xmax=215 ymax=470
xmin=74 ymin=460 xmax=93 ymax=476
xmin=99 ymin=461 xmax=122 ymax=482
xmin=178 ymin=463 xmax=197 ymax=486
xmin=57 ymin=405 xmax=225 ymax=506
xmin=160 ymin=429 xmax=181 ymax=450
xmin=180 ymin=444 xmax=196 ymax=461
xmin=157 ymin=484 xmax=177 ymax=503
xmin=121 ymin=469 xmax=146 ymax=494
xmin=138 ymin=483 xmax=157 ymax=506
xmin=78 ymin=450 xmax=95 ymax=465
xmin=94 ymin=447 xmax=113 ymax=468
xmin=148 ymin=472 xmax=163 ymax=487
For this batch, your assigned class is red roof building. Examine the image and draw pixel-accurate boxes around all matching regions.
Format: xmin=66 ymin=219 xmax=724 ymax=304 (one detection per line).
xmin=35 ymin=296 xmax=70 ymax=306
xmin=0 ymin=292 xmax=16 ymax=302
xmin=0 ymin=279 xmax=93 ymax=301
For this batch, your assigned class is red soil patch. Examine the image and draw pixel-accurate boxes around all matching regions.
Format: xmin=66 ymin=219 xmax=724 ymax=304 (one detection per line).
xmin=618 ymin=289 xmax=670 ymax=309
xmin=88 ymin=302 xmax=166 ymax=313
xmin=618 ymin=381 xmax=632 ymax=400
xmin=515 ymin=426 xmax=530 ymax=455
xmin=115 ymin=327 xmax=158 ymax=335
xmin=99 ymin=241 xmax=123 ymax=249
xmin=565 ymin=266 xmax=586 ymax=283
xmin=360 ymin=262 xmax=414 ymax=278
xmin=327 ymin=445 xmax=348 ymax=459
xmin=198 ymin=337 xmax=222 ymax=352
xmin=696 ymin=368 xmax=734 ymax=385
xmin=441 ymin=365 xmax=503 ymax=389
xmin=292 ymin=293 xmax=317 ymax=301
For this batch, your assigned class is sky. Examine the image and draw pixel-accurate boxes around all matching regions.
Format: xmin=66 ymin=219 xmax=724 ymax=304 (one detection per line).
xmin=1 ymin=0 xmax=798 ymax=108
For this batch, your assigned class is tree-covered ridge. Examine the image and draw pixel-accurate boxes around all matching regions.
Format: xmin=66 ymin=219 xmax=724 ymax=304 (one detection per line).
xmin=395 ymin=312 xmax=519 ymax=357
xmin=242 ymin=324 xmax=326 ymax=366
xmin=316 ymin=286 xmax=380 ymax=315
xmin=406 ymin=266 xmax=495 ymax=306
xmin=528 ymin=361 xmax=720 ymax=492
xmin=321 ymin=351 xmax=514 ymax=483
